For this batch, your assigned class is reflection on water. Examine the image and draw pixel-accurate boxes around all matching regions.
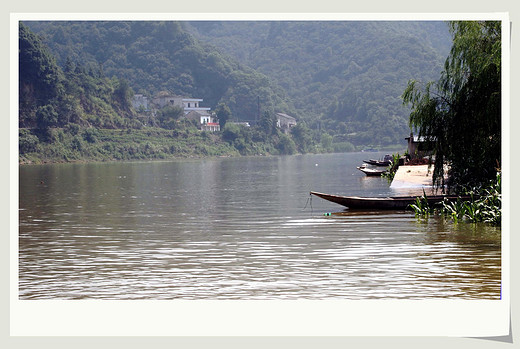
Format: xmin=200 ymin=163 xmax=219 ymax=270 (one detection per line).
xmin=19 ymin=153 xmax=501 ymax=299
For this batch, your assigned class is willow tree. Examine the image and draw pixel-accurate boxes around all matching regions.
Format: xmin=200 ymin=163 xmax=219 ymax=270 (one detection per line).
xmin=402 ymin=21 xmax=501 ymax=192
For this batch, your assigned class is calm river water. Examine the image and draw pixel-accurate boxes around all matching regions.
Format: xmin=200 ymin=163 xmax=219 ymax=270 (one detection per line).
xmin=18 ymin=152 xmax=501 ymax=299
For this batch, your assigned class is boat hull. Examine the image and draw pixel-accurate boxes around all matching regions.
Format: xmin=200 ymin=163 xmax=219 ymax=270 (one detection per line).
xmin=310 ymin=191 xmax=471 ymax=210
xmin=363 ymin=160 xmax=391 ymax=166
xmin=357 ymin=166 xmax=386 ymax=176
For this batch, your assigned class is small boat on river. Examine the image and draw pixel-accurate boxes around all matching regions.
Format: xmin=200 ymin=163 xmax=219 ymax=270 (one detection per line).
xmin=363 ymin=154 xmax=393 ymax=167
xmin=310 ymin=191 xmax=472 ymax=210
xmin=356 ymin=164 xmax=387 ymax=176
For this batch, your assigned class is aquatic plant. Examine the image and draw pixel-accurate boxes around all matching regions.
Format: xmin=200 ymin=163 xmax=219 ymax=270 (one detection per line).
xmin=441 ymin=171 xmax=501 ymax=226
xmin=381 ymin=152 xmax=401 ymax=181
xmin=411 ymin=172 xmax=501 ymax=226
xmin=409 ymin=189 xmax=435 ymax=218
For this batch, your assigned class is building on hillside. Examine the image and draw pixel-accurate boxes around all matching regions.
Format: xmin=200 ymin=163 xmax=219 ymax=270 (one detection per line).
xmin=185 ymin=110 xmax=220 ymax=132
xmin=132 ymin=94 xmax=149 ymax=111
xmin=152 ymin=93 xmax=182 ymax=109
xmin=182 ymin=98 xmax=211 ymax=115
xmin=151 ymin=92 xmax=219 ymax=131
xmin=152 ymin=92 xmax=211 ymax=115
xmin=276 ymin=113 xmax=297 ymax=134
xmin=201 ymin=122 xmax=221 ymax=132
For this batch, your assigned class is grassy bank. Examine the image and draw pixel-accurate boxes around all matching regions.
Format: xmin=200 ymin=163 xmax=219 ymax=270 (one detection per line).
xmin=19 ymin=127 xmax=243 ymax=164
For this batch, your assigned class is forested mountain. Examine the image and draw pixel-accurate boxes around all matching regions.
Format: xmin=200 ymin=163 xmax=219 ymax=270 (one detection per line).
xmin=23 ymin=20 xmax=452 ymax=149
xmin=19 ymin=22 xmax=136 ymax=130
xmin=24 ymin=21 xmax=294 ymax=124
xmin=185 ymin=21 xmax=452 ymax=145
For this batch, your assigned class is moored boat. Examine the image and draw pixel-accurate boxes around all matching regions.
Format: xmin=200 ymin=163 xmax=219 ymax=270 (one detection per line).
xmin=310 ymin=191 xmax=472 ymax=210
xmin=356 ymin=164 xmax=387 ymax=176
xmin=362 ymin=154 xmax=393 ymax=167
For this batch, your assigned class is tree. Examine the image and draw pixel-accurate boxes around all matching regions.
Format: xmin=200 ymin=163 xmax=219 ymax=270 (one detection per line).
xmin=36 ymin=105 xmax=58 ymax=130
xmin=157 ymin=105 xmax=184 ymax=129
xmin=291 ymin=122 xmax=313 ymax=153
xmin=112 ymin=78 xmax=134 ymax=112
xmin=215 ymin=103 xmax=232 ymax=128
xmin=19 ymin=22 xmax=64 ymax=127
xmin=258 ymin=111 xmax=277 ymax=137
xmin=277 ymin=134 xmax=297 ymax=155
xmin=402 ymin=21 xmax=501 ymax=191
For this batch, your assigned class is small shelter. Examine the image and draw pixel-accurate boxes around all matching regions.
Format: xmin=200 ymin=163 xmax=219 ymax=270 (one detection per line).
xmin=405 ymin=133 xmax=434 ymax=159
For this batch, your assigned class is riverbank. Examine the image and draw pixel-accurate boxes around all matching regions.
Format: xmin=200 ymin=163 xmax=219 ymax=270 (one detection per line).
xmin=19 ymin=127 xmax=392 ymax=165
xmin=19 ymin=127 xmax=243 ymax=165
xmin=390 ymin=165 xmax=434 ymax=189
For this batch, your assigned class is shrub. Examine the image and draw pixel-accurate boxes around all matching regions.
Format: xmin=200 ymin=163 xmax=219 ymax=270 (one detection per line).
xmin=19 ymin=130 xmax=40 ymax=153
xmin=83 ymin=128 xmax=98 ymax=143
xmin=332 ymin=141 xmax=355 ymax=153
xmin=277 ymin=134 xmax=297 ymax=155
xmin=65 ymin=123 xmax=81 ymax=135
xmin=71 ymin=135 xmax=83 ymax=151
xmin=36 ymin=105 xmax=58 ymax=130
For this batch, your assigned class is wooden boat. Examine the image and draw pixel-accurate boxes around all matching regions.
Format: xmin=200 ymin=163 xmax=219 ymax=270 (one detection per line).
xmin=356 ymin=165 xmax=387 ymax=176
xmin=362 ymin=159 xmax=391 ymax=166
xmin=310 ymin=191 xmax=472 ymax=210
xmin=363 ymin=154 xmax=393 ymax=167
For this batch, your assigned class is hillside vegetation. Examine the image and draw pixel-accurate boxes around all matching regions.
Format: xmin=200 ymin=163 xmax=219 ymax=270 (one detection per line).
xmin=25 ymin=21 xmax=294 ymax=122
xmin=20 ymin=20 xmax=453 ymax=163
xmin=186 ymin=21 xmax=451 ymax=145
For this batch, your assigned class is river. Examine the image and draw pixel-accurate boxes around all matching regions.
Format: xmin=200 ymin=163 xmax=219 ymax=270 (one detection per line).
xmin=18 ymin=152 xmax=501 ymax=299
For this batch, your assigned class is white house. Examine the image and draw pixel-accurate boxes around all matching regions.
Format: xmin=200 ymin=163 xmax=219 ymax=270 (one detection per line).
xmin=152 ymin=93 xmax=211 ymax=115
xmin=185 ymin=110 xmax=220 ymax=132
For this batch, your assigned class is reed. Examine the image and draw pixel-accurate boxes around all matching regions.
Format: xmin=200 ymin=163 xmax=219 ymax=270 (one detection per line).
xmin=409 ymin=172 xmax=501 ymax=226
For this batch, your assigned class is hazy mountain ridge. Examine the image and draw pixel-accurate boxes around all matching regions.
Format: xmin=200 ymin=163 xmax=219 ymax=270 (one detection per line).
xmin=25 ymin=20 xmax=453 ymax=146
xmin=186 ymin=21 xmax=452 ymax=144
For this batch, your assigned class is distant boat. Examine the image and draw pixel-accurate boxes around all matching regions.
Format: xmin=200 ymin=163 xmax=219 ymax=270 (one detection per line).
xmin=363 ymin=154 xmax=393 ymax=167
xmin=310 ymin=191 xmax=472 ymax=210
xmin=356 ymin=164 xmax=387 ymax=176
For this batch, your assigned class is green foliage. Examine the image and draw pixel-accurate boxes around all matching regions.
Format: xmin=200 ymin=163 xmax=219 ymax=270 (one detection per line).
xmin=82 ymin=128 xmax=98 ymax=143
xmin=409 ymin=191 xmax=436 ymax=218
xmin=258 ymin=111 xmax=277 ymax=137
xmin=332 ymin=141 xmax=355 ymax=153
xmin=381 ymin=153 xmax=400 ymax=181
xmin=25 ymin=21 xmax=290 ymax=124
xmin=19 ymin=126 xmax=241 ymax=164
xmin=441 ymin=172 xmax=501 ymax=225
xmin=19 ymin=22 xmax=64 ymax=128
xmin=215 ymin=103 xmax=232 ymax=128
xmin=19 ymin=21 xmax=456 ymax=163
xmin=157 ymin=105 xmax=184 ymax=129
xmin=222 ymin=123 xmax=241 ymax=143
xmin=20 ymin=23 xmax=139 ymax=132
xmin=112 ymin=78 xmax=134 ymax=112
xmin=290 ymin=122 xmax=313 ymax=153
xmin=71 ymin=135 xmax=83 ymax=151
xmin=402 ymin=21 xmax=501 ymax=190
xmin=276 ymin=134 xmax=297 ymax=155
xmin=35 ymin=105 xmax=59 ymax=130
xmin=320 ymin=133 xmax=333 ymax=151
xmin=409 ymin=172 xmax=501 ymax=226
xmin=26 ymin=21 xmax=452 ymax=147
xmin=19 ymin=129 xmax=40 ymax=154
xmin=187 ymin=21 xmax=451 ymax=147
